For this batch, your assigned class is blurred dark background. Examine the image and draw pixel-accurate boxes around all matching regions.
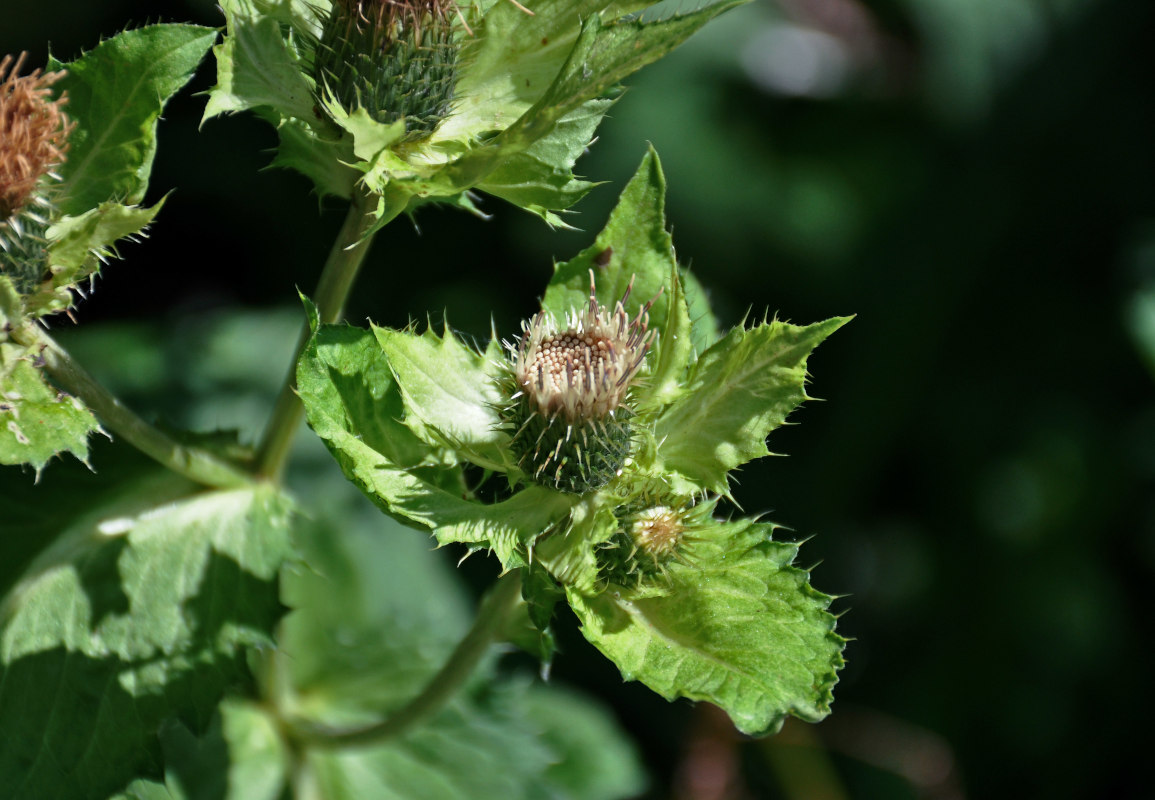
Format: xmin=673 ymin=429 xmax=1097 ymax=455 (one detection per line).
xmin=5 ymin=0 xmax=1154 ymax=797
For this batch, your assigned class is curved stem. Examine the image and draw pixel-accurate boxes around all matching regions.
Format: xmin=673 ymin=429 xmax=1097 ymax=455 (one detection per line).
xmin=292 ymin=569 xmax=524 ymax=749
xmin=14 ymin=323 xmax=252 ymax=488
xmin=253 ymin=186 xmax=390 ymax=481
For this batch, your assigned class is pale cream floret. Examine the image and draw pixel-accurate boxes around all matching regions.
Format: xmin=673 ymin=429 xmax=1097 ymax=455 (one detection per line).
xmin=514 ymin=273 xmax=654 ymax=423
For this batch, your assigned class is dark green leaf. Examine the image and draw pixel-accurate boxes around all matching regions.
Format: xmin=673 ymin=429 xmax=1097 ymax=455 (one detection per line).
xmin=51 ymin=25 xmax=217 ymax=214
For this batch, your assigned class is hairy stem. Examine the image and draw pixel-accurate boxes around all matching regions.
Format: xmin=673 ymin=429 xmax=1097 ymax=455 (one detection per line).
xmin=292 ymin=569 xmax=524 ymax=748
xmin=13 ymin=323 xmax=252 ymax=488
xmin=253 ymin=186 xmax=395 ymax=481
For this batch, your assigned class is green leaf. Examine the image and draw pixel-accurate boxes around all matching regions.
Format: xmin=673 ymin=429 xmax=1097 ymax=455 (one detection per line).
xmin=443 ymin=3 xmax=743 ymax=188
xmin=683 ymin=268 xmax=721 ymax=354
xmin=0 ymin=332 xmax=100 ymax=471
xmin=652 ymin=316 xmax=851 ymax=494
xmin=107 ymin=779 xmax=178 ymax=800
xmin=279 ymin=512 xmax=472 ymax=724
xmin=644 ymin=265 xmax=693 ymax=410
xmin=203 ymin=0 xmax=318 ymax=124
xmin=297 ymin=321 xmax=436 ymax=471
xmin=159 ymin=700 xmax=288 ymax=800
xmin=542 ymin=147 xmax=675 ymax=333
xmin=373 ymin=324 xmax=511 ymax=472
xmin=477 ymin=99 xmax=610 ymax=224
xmin=568 ymin=519 xmax=844 ymax=736
xmin=267 ymin=117 xmax=357 ymax=200
xmin=298 ymin=321 xmax=576 ymax=569
xmin=519 ymin=683 xmax=647 ymax=800
xmin=302 ymin=680 xmax=643 ymax=800
xmin=50 ymin=25 xmax=217 ymax=215
xmin=440 ymin=0 xmax=618 ymax=144
xmin=0 ymin=483 xmax=294 ymax=800
xmin=525 ymin=3 xmax=746 ymax=132
xmin=219 ymin=701 xmax=290 ymax=800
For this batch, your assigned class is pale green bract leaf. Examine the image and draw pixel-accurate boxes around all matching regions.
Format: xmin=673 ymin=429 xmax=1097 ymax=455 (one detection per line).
xmin=0 ymin=280 xmax=100 ymax=470
xmin=202 ymin=0 xmax=318 ymax=124
xmin=442 ymin=2 xmax=744 ymax=191
xmin=298 ymin=321 xmax=575 ymax=569
xmin=13 ymin=200 xmax=164 ymax=318
xmin=0 ymin=340 xmax=99 ymax=471
xmin=49 ymin=25 xmax=216 ymax=215
xmin=268 ymin=117 xmax=358 ymax=199
xmin=682 ymin=268 xmax=722 ymax=353
xmin=0 ymin=483 xmax=294 ymax=800
xmin=439 ymin=0 xmax=618 ymax=143
xmin=568 ymin=519 xmax=844 ymax=735
xmin=373 ymin=324 xmax=511 ymax=472
xmin=476 ymin=99 xmax=610 ymax=226
xmin=652 ymin=316 xmax=851 ymax=495
xmin=320 ymin=101 xmax=407 ymax=164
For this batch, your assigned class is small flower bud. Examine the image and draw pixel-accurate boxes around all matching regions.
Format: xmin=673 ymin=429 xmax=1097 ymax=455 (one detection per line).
xmin=0 ymin=52 xmax=71 ymax=294
xmin=598 ymin=502 xmax=690 ymax=586
xmin=312 ymin=0 xmax=459 ymax=137
xmin=501 ymin=273 xmax=655 ymax=494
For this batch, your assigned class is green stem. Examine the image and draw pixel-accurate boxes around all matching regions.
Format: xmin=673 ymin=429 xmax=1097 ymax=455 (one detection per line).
xmin=253 ymin=186 xmax=391 ymax=481
xmin=292 ymin=570 xmax=524 ymax=749
xmin=14 ymin=323 xmax=252 ymax=489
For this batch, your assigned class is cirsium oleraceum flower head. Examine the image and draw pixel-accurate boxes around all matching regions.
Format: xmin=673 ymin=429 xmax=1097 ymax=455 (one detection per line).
xmin=0 ymin=52 xmax=72 ymax=294
xmin=501 ymin=272 xmax=656 ymax=493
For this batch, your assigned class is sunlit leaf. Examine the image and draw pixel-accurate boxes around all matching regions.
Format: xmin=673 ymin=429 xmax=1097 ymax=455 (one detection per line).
xmin=569 ymin=518 xmax=844 ymax=735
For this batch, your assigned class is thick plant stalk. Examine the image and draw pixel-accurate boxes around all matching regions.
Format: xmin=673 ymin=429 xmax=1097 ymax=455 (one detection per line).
xmin=13 ymin=323 xmax=252 ymax=488
xmin=254 ymin=186 xmax=393 ymax=481
xmin=293 ymin=569 xmax=524 ymax=748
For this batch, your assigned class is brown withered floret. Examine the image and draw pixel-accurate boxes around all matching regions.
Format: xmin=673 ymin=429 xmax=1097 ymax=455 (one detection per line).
xmin=0 ymin=53 xmax=72 ymax=220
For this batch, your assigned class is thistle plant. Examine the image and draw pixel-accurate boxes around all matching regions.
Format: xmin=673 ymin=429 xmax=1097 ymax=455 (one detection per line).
xmin=0 ymin=5 xmax=849 ymax=799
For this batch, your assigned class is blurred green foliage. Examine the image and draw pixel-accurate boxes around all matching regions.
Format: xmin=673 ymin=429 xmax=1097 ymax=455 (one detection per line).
xmin=3 ymin=0 xmax=1154 ymax=796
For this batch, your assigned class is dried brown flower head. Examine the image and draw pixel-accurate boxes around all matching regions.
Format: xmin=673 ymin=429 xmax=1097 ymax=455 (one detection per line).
xmin=0 ymin=53 xmax=72 ymax=220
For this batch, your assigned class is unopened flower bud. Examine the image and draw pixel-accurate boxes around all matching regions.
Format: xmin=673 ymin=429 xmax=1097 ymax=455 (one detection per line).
xmin=312 ymin=0 xmax=458 ymax=137
xmin=598 ymin=503 xmax=690 ymax=585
